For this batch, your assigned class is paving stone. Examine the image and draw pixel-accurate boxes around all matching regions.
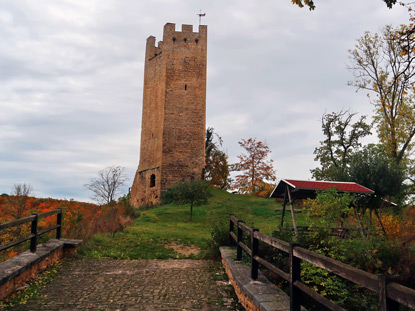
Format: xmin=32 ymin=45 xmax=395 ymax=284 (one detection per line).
xmin=7 ymin=258 xmax=242 ymax=311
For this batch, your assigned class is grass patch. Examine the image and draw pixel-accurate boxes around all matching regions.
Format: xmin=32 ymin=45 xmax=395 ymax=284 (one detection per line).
xmin=79 ymin=189 xmax=306 ymax=259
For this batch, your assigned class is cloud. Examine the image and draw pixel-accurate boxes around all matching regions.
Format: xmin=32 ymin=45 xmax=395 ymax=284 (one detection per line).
xmin=0 ymin=0 xmax=410 ymax=200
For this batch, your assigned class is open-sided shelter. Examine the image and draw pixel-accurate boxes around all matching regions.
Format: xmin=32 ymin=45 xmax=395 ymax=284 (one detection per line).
xmin=269 ymin=179 xmax=374 ymax=235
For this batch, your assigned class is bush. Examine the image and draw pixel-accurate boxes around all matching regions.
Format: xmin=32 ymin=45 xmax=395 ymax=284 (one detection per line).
xmin=305 ymin=187 xmax=354 ymax=229
xmin=161 ymin=180 xmax=212 ymax=221
xmin=92 ymin=204 xmax=133 ymax=237
xmin=203 ymin=222 xmax=229 ymax=259
xmin=271 ymin=227 xmax=415 ymax=311
xmin=118 ymin=194 xmax=141 ymax=219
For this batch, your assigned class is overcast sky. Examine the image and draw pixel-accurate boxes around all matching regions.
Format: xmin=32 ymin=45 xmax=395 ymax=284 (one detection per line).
xmin=0 ymin=0 xmax=410 ymax=202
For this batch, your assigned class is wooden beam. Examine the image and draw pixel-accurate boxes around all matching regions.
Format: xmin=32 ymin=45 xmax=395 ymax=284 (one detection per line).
xmin=374 ymin=208 xmax=388 ymax=238
xmin=287 ymin=186 xmax=298 ymax=235
xmin=280 ymin=186 xmax=288 ymax=228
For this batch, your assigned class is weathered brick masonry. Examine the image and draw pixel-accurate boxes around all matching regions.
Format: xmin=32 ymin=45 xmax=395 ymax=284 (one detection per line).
xmin=131 ymin=23 xmax=207 ymax=207
xmin=0 ymin=239 xmax=81 ymax=300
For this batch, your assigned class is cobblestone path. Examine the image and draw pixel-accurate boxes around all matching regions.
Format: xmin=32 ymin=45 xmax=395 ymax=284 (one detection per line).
xmin=9 ymin=258 xmax=242 ymax=311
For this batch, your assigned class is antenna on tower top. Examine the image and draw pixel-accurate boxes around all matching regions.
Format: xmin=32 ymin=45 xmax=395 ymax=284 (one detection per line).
xmin=197 ymin=10 xmax=206 ymax=25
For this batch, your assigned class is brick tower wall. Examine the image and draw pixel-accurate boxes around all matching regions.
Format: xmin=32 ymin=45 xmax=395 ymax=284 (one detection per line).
xmin=131 ymin=23 xmax=207 ymax=207
xmin=160 ymin=23 xmax=207 ymax=190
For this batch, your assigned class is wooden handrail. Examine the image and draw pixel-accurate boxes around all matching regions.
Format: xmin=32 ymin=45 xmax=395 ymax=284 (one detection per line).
xmin=388 ymin=282 xmax=415 ymax=308
xmin=294 ymin=246 xmax=379 ymax=292
xmin=38 ymin=209 xmax=61 ymax=219
xmin=238 ymin=240 xmax=251 ymax=256
xmin=255 ymin=255 xmax=289 ymax=281
xmin=0 ymin=234 xmax=35 ymax=252
xmin=254 ymin=231 xmax=290 ymax=253
xmin=0 ymin=209 xmax=63 ymax=254
xmin=0 ymin=215 xmax=36 ymax=230
xmin=228 ymin=214 xmax=415 ymax=311
xmin=238 ymin=221 xmax=252 ymax=233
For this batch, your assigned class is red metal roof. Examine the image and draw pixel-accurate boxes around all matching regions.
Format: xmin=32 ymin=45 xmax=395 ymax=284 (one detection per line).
xmin=283 ymin=179 xmax=374 ymax=194
xmin=270 ymin=179 xmax=374 ymax=199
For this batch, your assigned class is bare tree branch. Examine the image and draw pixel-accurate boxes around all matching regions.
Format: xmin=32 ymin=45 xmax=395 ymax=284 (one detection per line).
xmin=84 ymin=166 xmax=127 ymax=205
xmin=4 ymin=183 xmax=33 ymax=220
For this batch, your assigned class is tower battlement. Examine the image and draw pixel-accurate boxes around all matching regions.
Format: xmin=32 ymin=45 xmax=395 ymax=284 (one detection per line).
xmin=145 ymin=23 xmax=207 ymax=61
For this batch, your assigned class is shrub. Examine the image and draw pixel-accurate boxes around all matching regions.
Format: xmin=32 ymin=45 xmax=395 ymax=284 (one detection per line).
xmin=93 ymin=204 xmax=133 ymax=237
xmin=203 ymin=222 xmax=229 ymax=259
xmin=161 ymin=180 xmax=212 ymax=221
xmin=305 ymin=187 xmax=354 ymax=229
xmin=271 ymin=227 xmax=415 ymax=311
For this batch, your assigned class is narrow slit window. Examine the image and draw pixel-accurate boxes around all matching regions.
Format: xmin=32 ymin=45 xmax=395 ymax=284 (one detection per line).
xmin=185 ymin=84 xmax=187 ymax=90
xmin=150 ymin=174 xmax=156 ymax=188
xmin=184 ymin=38 xmax=187 ymax=43
xmin=195 ymin=39 xmax=199 ymax=44
xmin=172 ymin=38 xmax=176 ymax=43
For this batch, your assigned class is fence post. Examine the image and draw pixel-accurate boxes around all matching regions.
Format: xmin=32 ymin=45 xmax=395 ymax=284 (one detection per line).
xmin=56 ymin=209 xmax=62 ymax=239
xmin=229 ymin=214 xmax=234 ymax=246
xmin=379 ymin=274 xmax=400 ymax=311
xmin=289 ymin=242 xmax=301 ymax=311
xmin=251 ymin=228 xmax=259 ymax=280
xmin=237 ymin=220 xmax=244 ymax=261
xmin=30 ymin=214 xmax=38 ymax=253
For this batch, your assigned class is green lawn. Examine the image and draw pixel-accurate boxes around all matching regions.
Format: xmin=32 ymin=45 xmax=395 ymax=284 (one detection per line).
xmin=79 ymin=189 xmax=306 ymax=259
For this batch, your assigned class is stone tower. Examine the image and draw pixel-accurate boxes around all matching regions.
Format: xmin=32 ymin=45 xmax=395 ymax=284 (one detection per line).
xmin=130 ymin=23 xmax=207 ymax=207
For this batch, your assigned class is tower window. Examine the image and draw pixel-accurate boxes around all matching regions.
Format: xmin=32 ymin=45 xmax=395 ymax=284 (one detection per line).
xmin=185 ymin=84 xmax=187 ymax=90
xmin=172 ymin=38 xmax=176 ymax=43
xmin=195 ymin=39 xmax=199 ymax=44
xmin=184 ymin=38 xmax=187 ymax=43
xmin=150 ymin=174 xmax=156 ymax=187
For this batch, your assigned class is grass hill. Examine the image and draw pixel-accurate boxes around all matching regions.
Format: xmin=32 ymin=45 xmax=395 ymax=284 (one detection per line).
xmin=79 ymin=189 xmax=301 ymax=260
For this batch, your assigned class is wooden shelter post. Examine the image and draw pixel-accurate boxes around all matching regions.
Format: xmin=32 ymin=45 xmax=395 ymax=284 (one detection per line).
xmin=280 ymin=186 xmax=288 ymax=229
xmin=270 ymin=179 xmax=375 ymax=238
xmin=287 ymin=185 xmax=298 ymax=235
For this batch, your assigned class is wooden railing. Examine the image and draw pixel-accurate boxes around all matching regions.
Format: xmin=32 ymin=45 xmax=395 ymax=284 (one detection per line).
xmin=0 ymin=209 xmax=62 ymax=253
xmin=229 ymin=214 xmax=415 ymax=311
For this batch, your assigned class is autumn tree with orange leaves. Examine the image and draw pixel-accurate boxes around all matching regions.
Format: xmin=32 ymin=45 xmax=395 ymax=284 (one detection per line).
xmin=232 ymin=138 xmax=276 ymax=195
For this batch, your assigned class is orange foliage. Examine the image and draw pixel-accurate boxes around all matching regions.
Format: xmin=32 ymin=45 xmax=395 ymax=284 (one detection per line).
xmin=376 ymin=206 xmax=415 ymax=243
xmin=0 ymin=196 xmax=133 ymax=262
xmin=397 ymin=206 xmax=415 ymax=243
xmin=255 ymin=181 xmax=275 ymax=198
xmin=233 ymin=137 xmax=276 ymax=195
xmin=378 ymin=214 xmax=402 ymax=238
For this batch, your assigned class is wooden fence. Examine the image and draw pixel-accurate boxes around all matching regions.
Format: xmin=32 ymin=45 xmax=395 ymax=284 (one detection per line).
xmin=0 ymin=209 xmax=62 ymax=253
xmin=229 ymin=214 xmax=415 ymax=311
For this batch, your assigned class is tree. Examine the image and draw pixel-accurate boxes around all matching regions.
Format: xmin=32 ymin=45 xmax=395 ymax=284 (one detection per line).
xmin=292 ymin=0 xmax=397 ymax=10
xmin=305 ymin=187 xmax=354 ymax=229
xmin=161 ymin=180 xmax=212 ymax=221
xmin=84 ymin=166 xmax=127 ymax=205
xmin=348 ymin=25 xmax=415 ymax=165
xmin=204 ymin=127 xmax=230 ymax=189
xmin=311 ymin=110 xmax=371 ymax=181
xmin=233 ymin=138 xmax=276 ymax=195
xmin=291 ymin=0 xmax=315 ymax=10
xmin=4 ymin=183 xmax=33 ymax=220
xmin=348 ymin=144 xmax=406 ymax=204
xmin=206 ymin=150 xmax=230 ymax=189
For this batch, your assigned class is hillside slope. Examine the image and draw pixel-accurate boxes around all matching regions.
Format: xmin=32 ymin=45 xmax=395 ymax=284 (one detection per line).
xmin=79 ymin=189 xmax=301 ymax=259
